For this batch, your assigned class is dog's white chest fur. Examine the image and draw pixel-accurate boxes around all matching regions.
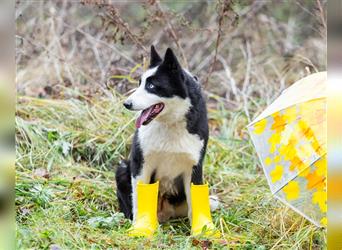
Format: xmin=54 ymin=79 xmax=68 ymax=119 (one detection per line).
xmin=138 ymin=121 xmax=203 ymax=194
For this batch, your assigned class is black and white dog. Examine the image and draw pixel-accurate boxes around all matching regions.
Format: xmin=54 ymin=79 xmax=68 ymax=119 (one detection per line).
xmin=116 ymin=46 xmax=209 ymax=223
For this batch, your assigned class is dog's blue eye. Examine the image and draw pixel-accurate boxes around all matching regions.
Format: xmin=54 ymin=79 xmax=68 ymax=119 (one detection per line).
xmin=147 ymin=83 xmax=155 ymax=89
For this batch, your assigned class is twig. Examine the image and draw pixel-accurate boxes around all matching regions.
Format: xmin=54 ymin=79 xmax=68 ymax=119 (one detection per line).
xmin=155 ymin=0 xmax=189 ymax=68
xmin=316 ymin=0 xmax=327 ymax=37
xmin=104 ymin=5 xmax=148 ymax=54
xmin=241 ymin=40 xmax=251 ymax=94
xmin=16 ymin=34 xmax=111 ymax=96
xmin=193 ymin=2 xmax=265 ymax=75
xmin=238 ymin=39 xmax=252 ymax=123
xmin=217 ymin=55 xmax=240 ymax=102
xmin=204 ymin=0 xmax=237 ymax=87
xmin=62 ymin=20 xmax=136 ymax=65
xmin=203 ymin=1 xmax=225 ymax=87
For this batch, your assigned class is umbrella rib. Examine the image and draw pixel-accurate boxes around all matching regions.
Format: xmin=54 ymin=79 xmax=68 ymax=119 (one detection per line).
xmin=273 ymin=195 xmax=322 ymax=227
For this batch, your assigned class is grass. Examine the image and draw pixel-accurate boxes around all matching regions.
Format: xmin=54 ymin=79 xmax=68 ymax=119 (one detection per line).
xmin=15 ymin=93 xmax=326 ymax=249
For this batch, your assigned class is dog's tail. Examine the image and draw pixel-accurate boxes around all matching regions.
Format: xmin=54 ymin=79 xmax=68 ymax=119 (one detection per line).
xmin=115 ymin=160 xmax=133 ymax=220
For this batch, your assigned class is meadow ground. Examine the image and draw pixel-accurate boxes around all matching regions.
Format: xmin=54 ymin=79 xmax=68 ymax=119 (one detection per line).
xmin=16 ymin=95 xmax=326 ymax=249
xmin=16 ymin=1 xmax=326 ymax=249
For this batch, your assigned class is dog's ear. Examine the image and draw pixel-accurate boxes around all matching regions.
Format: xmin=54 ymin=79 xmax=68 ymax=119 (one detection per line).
xmin=150 ymin=45 xmax=162 ymax=68
xmin=161 ymin=48 xmax=181 ymax=72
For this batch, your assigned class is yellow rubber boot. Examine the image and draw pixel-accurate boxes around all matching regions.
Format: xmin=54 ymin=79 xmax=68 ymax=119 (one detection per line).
xmin=128 ymin=181 xmax=159 ymax=237
xmin=191 ymin=183 xmax=220 ymax=238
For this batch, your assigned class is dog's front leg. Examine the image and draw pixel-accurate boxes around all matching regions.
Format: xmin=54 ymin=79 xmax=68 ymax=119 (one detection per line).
xmin=131 ymin=168 xmax=153 ymax=222
xmin=131 ymin=177 xmax=139 ymax=223
xmin=183 ymin=171 xmax=193 ymax=221
xmin=129 ymin=167 xmax=159 ymax=237
xmin=185 ymin=164 xmax=203 ymax=222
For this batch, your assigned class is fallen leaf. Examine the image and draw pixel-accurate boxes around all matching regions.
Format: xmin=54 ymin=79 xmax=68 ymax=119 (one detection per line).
xmin=33 ymin=168 xmax=50 ymax=179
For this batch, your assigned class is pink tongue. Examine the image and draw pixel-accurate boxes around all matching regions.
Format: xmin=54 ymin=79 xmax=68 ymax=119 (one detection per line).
xmin=135 ymin=106 xmax=154 ymax=128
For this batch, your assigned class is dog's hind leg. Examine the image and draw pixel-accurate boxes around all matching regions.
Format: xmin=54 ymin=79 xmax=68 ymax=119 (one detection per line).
xmin=115 ymin=160 xmax=133 ymax=220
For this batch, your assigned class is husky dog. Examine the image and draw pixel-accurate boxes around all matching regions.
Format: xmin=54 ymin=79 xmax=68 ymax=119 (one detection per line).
xmin=115 ymin=46 xmax=209 ymax=223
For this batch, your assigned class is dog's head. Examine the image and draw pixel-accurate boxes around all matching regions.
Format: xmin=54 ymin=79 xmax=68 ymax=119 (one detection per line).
xmin=124 ymin=46 xmax=190 ymax=128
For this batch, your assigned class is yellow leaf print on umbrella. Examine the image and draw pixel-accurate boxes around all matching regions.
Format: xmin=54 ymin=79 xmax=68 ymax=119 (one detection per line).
xmin=270 ymin=165 xmax=284 ymax=182
xmin=247 ymin=72 xmax=327 ymax=227
xmin=254 ymin=119 xmax=267 ymax=135
xmin=283 ymin=181 xmax=300 ymax=200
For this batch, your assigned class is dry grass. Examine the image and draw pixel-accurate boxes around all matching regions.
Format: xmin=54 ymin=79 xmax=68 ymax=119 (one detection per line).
xmin=16 ymin=1 xmax=326 ymax=249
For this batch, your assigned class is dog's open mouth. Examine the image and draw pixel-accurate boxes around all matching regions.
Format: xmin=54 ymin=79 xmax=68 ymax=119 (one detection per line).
xmin=135 ymin=103 xmax=164 ymax=128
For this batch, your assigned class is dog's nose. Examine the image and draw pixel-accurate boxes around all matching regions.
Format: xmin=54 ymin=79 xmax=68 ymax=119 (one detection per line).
xmin=123 ymin=101 xmax=133 ymax=110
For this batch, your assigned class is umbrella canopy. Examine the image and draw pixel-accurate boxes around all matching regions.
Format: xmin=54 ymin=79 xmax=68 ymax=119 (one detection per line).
xmin=248 ymin=72 xmax=327 ymax=227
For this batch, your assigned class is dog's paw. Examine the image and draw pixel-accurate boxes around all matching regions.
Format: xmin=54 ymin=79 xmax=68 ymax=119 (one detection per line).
xmin=209 ymin=195 xmax=220 ymax=211
xmin=158 ymin=211 xmax=171 ymax=223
